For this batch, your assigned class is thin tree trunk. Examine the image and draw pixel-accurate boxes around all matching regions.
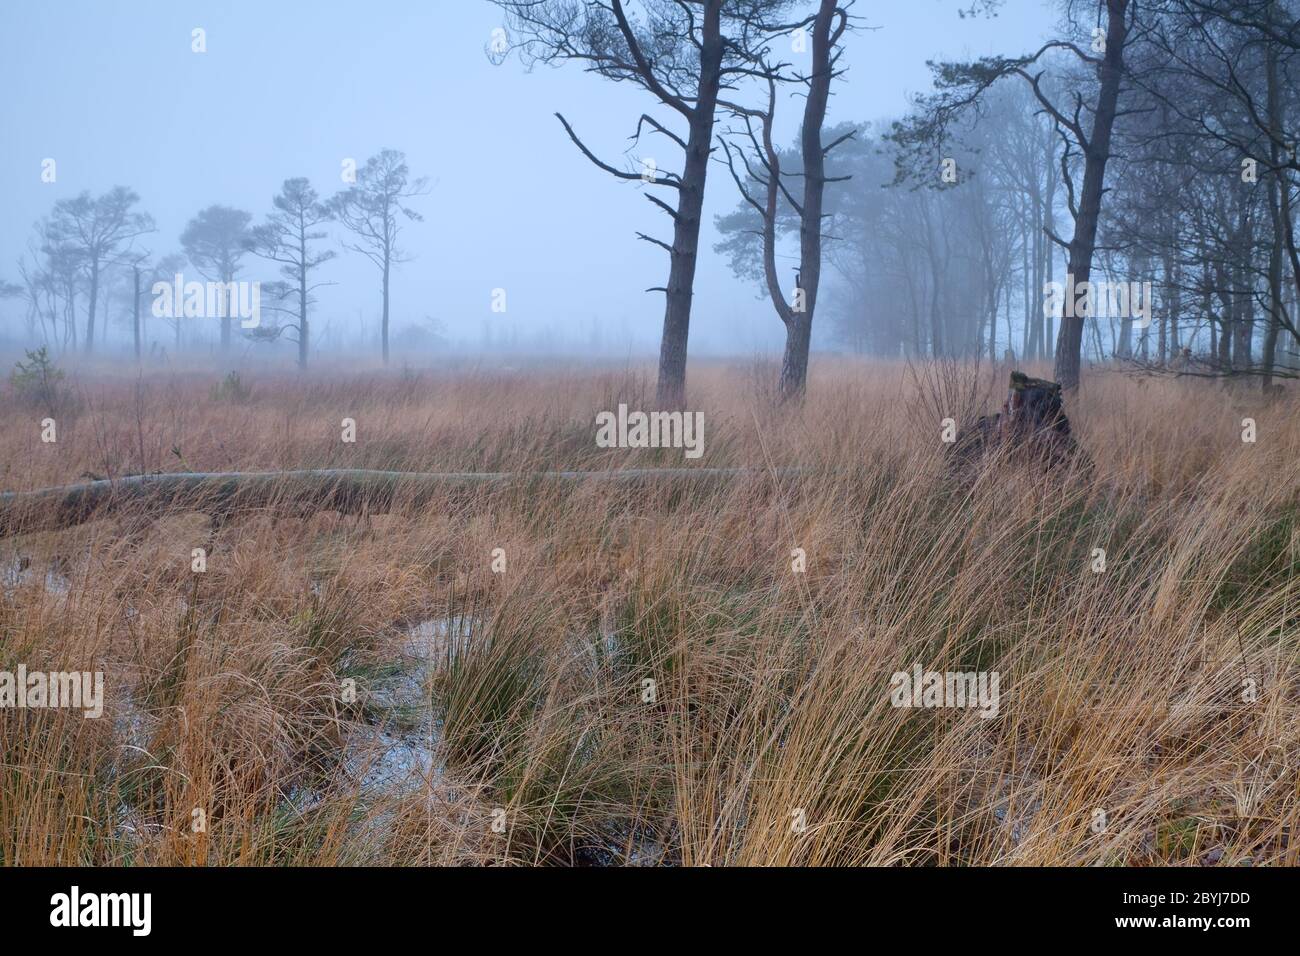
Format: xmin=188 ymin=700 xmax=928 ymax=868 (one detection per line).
xmin=381 ymin=256 xmax=391 ymax=366
xmin=1043 ymin=157 xmax=1055 ymax=361
xmin=1159 ymin=251 xmax=1173 ymax=365
xmin=299 ymin=223 xmax=310 ymax=370
xmin=221 ymin=269 xmax=233 ymax=352
xmin=1005 ymin=273 xmax=1013 ymax=358
xmin=1169 ymin=257 xmax=1180 ymax=356
xmin=1262 ymin=13 xmax=1285 ymax=391
xmin=929 ymin=258 xmax=945 ymax=357
xmin=1022 ymin=221 xmax=1032 ymax=358
xmin=132 ymin=265 xmax=141 ymax=362
xmin=1217 ymin=271 xmax=1233 ymax=367
xmin=85 ymin=259 xmax=99 ymax=353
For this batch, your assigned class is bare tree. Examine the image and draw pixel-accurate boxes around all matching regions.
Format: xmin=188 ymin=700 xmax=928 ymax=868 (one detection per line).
xmin=330 ymin=149 xmax=429 ymax=365
xmin=245 ymin=179 xmax=336 ymax=370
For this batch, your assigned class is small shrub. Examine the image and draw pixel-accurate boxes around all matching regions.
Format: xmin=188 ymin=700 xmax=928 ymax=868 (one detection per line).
xmin=8 ymin=346 xmax=66 ymax=413
xmin=210 ymin=371 xmax=253 ymax=404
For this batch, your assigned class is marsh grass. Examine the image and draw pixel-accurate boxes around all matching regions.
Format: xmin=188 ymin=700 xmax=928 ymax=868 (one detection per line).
xmin=0 ymin=356 xmax=1297 ymax=865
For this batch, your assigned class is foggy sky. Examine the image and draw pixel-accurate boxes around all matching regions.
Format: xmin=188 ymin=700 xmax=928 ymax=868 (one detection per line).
xmin=0 ymin=0 xmax=1056 ymax=357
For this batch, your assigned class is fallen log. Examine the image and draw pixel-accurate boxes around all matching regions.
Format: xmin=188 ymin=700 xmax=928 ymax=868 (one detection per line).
xmin=0 ymin=467 xmax=792 ymax=537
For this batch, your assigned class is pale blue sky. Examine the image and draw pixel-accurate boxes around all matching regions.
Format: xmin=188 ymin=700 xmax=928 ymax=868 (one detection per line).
xmin=0 ymin=0 xmax=1056 ymax=355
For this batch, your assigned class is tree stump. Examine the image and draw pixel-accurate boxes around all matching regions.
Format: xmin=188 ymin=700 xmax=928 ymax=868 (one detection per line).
xmin=947 ymin=371 xmax=1083 ymax=479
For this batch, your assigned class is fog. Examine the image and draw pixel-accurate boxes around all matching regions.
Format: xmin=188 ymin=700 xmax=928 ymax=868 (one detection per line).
xmin=0 ymin=0 xmax=1054 ymax=359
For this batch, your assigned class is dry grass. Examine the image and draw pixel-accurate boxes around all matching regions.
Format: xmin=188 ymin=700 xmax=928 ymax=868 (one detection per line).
xmin=1 ymin=355 xmax=1297 ymax=866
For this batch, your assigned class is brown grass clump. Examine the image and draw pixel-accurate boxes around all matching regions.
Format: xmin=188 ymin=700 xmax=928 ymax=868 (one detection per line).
xmin=1 ymin=356 xmax=1297 ymax=866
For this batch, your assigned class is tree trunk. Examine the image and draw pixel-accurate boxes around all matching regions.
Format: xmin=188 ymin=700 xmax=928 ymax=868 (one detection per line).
xmin=1217 ymin=277 xmax=1233 ymax=367
xmin=1262 ymin=19 xmax=1285 ymax=391
xmin=298 ymin=224 xmax=310 ymax=370
xmin=85 ymin=259 xmax=99 ymax=354
xmin=779 ymin=316 xmax=812 ymax=397
xmin=1233 ymin=262 xmax=1254 ymax=372
xmin=132 ymin=265 xmax=141 ymax=362
xmin=1159 ymin=250 xmax=1174 ymax=365
xmin=655 ymin=1 xmax=722 ymax=410
xmin=1054 ymin=0 xmax=1129 ymax=390
xmin=928 ymin=251 xmax=946 ymax=357
xmin=1040 ymin=141 xmax=1057 ymax=364
xmin=381 ymin=256 xmax=391 ymax=366
xmin=777 ymin=0 xmax=838 ymax=401
xmin=220 ymin=269 xmax=233 ymax=352
xmin=1232 ymin=205 xmax=1254 ymax=372
xmin=1022 ymin=220 xmax=1033 ymax=359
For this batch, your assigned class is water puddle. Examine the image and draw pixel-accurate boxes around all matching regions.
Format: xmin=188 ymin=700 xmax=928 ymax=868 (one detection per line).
xmin=343 ymin=616 xmax=473 ymax=793
xmin=2 ymin=555 xmax=72 ymax=599
xmin=284 ymin=616 xmax=473 ymax=817
xmin=94 ymin=609 xmax=669 ymax=863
